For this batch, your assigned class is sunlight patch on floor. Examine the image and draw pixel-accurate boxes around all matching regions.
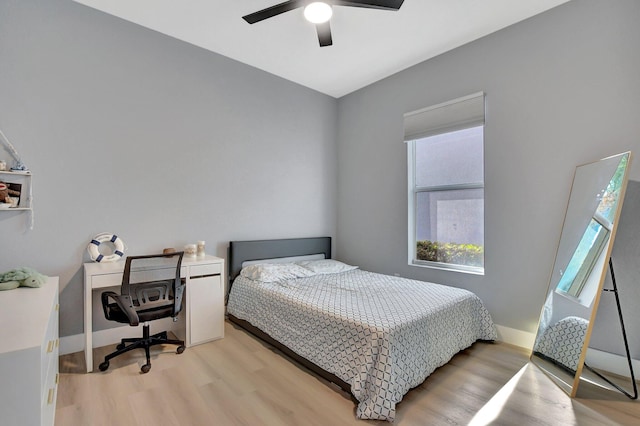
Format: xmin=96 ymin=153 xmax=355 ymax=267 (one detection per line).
xmin=468 ymin=364 xmax=527 ymax=426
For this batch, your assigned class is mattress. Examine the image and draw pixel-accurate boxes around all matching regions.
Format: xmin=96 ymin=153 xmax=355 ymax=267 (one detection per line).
xmin=227 ymin=268 xmax=497 ymax=421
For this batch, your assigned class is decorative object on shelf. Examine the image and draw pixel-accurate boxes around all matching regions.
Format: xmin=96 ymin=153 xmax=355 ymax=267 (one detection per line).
xmin=197 ymin=240 xmax=206 ymax=257
xmin=184 ymin=244 xmax=197 ymax=258
xmin=0 ymin=267 xmax=47 ymax=291
xmin=87 ymin=232 xmax=126 ymax=262
xmin=0 ymin=172 xmax=33 ymax=229
xmin=0 ymin=128 xmax=28 ymax=172
xmin=0 ymin=182 xmax=20 ymax=204
xmin=163 ymin=247 xmax=176 ymax=254
xmin=0 ymin=161 xmax=6 ymax=171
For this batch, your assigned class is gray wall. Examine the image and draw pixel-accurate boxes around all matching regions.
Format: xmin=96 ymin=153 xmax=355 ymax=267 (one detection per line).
xmin=591 ymin=180 xmax=640 ymax=355
xmin=2 ymin=0 xmax=639 ymax=359
xmin=335 ymin=0 xmax=640 ymax=357
xmin=0 ymin=0 xmax=337 ymax=337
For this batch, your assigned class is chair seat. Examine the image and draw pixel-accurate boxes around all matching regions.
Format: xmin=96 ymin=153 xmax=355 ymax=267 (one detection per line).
xmin=105 ymin=302 xmax=175 ymax=324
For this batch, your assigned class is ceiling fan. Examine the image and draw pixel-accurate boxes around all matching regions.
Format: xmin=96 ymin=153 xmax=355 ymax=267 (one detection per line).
xmin=242 ymin=1 xmax=405 ymax=47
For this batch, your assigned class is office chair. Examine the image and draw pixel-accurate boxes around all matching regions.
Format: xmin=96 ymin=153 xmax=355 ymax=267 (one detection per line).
xmin=99 ymin=252 xmax=186 ymax=373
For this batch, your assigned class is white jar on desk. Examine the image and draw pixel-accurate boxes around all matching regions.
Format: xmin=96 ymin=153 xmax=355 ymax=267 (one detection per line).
xmin=197 ymin=240 xmax=206 ymax=257
xmin=184 ymin=244 xmax=197 ymax=258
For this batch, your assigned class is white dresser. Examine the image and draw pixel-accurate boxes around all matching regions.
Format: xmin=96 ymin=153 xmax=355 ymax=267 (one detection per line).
xmin=0 ymin=276 xmax=59 ymax=426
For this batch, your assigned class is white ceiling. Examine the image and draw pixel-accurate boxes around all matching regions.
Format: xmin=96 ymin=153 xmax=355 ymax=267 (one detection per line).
xmin=73 ymin=0 xmax=570 ymax=98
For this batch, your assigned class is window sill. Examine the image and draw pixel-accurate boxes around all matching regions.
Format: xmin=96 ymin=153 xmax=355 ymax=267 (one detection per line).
xmin=410 ymin=260 xmax=484 ymax=276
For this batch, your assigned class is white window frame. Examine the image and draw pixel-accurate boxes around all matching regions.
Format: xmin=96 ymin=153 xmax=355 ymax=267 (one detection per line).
xmin=555 ymin=213 xmax=611 ymax=298
xmin=405 ymin=93 xmax=485 ymax=275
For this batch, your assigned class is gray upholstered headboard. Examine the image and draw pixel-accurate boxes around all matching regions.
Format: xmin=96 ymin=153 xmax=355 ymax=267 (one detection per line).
xmin=228 ymin=237 xmax=331 ymax=286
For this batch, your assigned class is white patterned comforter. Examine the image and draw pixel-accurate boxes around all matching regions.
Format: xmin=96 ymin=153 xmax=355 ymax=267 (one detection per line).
xmin=227 ymin=269 xmax=497 ymax=421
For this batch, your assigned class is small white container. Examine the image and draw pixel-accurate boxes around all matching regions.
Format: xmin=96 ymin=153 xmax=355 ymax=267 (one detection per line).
xmin=197 ymin=240 xmax=206 ymax=257
xmin=184 ymin=244 xmax=197 ymax=258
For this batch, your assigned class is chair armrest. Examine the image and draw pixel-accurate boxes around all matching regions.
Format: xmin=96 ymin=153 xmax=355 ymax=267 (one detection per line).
xmin=101 ymin=291 xmax=140 ymax=326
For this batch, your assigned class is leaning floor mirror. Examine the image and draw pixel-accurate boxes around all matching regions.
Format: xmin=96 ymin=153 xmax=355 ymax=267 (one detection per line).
xmin=531 ymin=151 xmax=634 ymax=398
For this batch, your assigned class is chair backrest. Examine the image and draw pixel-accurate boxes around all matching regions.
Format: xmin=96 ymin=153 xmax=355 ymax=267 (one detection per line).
xmin=121 ymin=252 xmax=185 ymax=317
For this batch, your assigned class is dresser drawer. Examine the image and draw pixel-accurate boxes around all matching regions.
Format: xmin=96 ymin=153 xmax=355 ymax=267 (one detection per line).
xmin=189 ymin=263 xmax=221 ymax=278
xmin=41 ymin=374 xmax=57 ymax=426
xmin=41 ymin=295 xmax=59 ymax=399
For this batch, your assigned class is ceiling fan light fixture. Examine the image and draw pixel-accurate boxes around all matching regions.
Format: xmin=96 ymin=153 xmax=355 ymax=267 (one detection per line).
xmin=304 ymin=2 xmax=333 ymax=24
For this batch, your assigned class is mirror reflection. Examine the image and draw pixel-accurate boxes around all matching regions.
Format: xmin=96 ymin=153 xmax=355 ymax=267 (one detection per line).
xmin=531 ymin=152 xmax=631 ymax=397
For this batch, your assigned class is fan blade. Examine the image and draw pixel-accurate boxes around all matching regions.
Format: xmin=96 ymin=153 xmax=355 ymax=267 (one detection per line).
xmin=332 ymin=0 xmax=404 ymax=10
xmin=316 ymin=21 xmax=333 ymax=47
xmin=243 ymin=0 xmax=306 ymax=24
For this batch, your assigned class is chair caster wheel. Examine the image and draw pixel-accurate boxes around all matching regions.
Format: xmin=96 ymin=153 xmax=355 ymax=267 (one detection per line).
xmin=177 ymin=345 xmax=185 ymax=354
xmin=141 ymin=364 xmax=151 ymax=374
xmin=99 ymin=361 xmax=109 ymax=371
xmin=116 ymin=343 xmax=125 ymax=350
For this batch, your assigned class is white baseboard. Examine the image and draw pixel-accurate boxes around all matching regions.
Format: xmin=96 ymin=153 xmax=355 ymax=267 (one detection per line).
xmin=60 ymin=318 xmax=180 ymax=356
xmin=60 ymin=333 xmax=85 ymax=356
xmin=586 ymin=347 xmax=640 ymax=379
xmin=492 ymin=326 xmax=640 ymax=379
xmin=62 ymin=322 xmax=535 ymax=355
xmin=61 ymin=322 xmax=638 ymax=381
xmin=494 ymin=324 xmax=536 ymax=349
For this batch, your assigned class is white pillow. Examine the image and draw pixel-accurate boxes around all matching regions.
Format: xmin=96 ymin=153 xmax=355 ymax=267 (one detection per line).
xmin=296 ymin=259 xmax=358 ymax=274
xmin=240 ymin=263 xmax=316 ymax=282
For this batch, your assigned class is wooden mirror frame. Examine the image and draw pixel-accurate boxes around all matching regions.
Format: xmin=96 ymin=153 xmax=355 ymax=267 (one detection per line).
xmin=530 ymin=152 xmax=632 ymax=397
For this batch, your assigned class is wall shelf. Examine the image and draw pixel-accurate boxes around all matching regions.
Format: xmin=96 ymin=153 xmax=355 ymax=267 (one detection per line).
xmin=0 ymin=169 xmax=32 ymax=211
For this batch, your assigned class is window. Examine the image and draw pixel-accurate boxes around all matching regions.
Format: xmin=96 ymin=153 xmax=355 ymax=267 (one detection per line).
xmin=405 ymin=93 xmax=485 ymax=274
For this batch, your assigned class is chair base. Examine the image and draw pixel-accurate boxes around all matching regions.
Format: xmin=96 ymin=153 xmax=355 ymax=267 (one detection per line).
xmin=98 ymin=322 xmax=185 ymax=374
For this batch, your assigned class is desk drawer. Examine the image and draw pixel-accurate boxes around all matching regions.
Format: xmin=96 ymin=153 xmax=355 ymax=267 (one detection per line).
xmin=189 ymin=263 xmax=221 ymax=278
xmin=92 ymin=266 xmax=189 ymax=288
xmin=92 ymin=273 xmax=123 ymax=289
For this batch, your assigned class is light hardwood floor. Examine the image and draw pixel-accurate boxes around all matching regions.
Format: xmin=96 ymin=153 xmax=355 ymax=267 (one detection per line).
xmin=56 ymin=321 xmax=640 ymax=425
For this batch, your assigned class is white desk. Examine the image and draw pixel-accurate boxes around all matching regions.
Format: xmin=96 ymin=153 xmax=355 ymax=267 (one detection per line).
xmin=84 ymin=255 xmax=224 ymax=373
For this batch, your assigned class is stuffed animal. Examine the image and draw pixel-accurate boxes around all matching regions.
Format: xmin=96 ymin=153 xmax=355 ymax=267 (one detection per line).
xmin=0 ymin=181 xmax=20 ymax=204
xmin=0 ymin=267 xmax=47 ymax=291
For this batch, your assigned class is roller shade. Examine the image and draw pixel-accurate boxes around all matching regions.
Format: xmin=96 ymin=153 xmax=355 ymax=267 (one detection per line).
xmin=404 ymin=92 xmax=485 ymax=141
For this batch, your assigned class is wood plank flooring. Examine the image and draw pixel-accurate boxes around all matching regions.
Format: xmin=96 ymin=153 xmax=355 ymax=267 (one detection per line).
xmin=55 ymin=321 xmax=640 ymax=425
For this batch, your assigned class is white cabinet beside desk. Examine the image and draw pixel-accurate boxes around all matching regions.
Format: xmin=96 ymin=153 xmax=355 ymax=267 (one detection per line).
xmin=84 ymin=255 xmax=224 ymax=373
xmin=0 ymin=277 xmax=59 ymax=426
xmin=184 ymin=262 xmax=225 ymax=345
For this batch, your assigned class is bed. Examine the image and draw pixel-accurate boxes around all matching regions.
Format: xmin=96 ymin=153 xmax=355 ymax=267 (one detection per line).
xmin=226 ymin=237 xmax=497 ymax=421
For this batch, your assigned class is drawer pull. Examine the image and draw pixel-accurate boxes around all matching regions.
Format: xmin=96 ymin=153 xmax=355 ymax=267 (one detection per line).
xmin=47 ymin=341 xmax=54 ymax=353
xmin=189 ymin=274 xmax=219 ymax=280
xmin=56 ymin=339 xmax=59 ymax=348
xmin=56 ymin=373 xmax=60 ymax=384
xmin=47 ymin=388 xmax=55 ymax=405
xmin=55 ymin=303 xmax=59 ymax=311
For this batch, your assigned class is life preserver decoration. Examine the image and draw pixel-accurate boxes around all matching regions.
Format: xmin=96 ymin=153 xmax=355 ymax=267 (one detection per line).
xmin=87 ymin=233 xmax=125 ymax=262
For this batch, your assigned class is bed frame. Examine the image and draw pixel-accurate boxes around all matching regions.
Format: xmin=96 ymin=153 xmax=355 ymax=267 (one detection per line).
xmin=227 ymin=237 xmax=353 ymax=395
